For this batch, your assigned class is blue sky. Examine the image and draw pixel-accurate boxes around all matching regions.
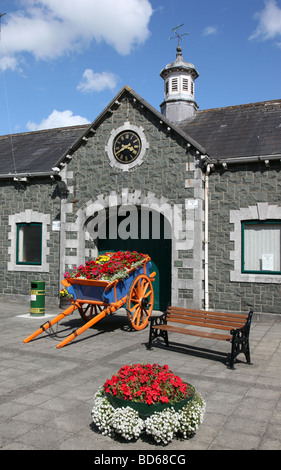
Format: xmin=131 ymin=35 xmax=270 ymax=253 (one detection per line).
xmin=0 ymin=0 xmax=281 ymax=136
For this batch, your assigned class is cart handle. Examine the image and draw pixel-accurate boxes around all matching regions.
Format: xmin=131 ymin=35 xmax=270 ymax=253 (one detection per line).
xmin=61 ymin=278 xmax=71 ymax=288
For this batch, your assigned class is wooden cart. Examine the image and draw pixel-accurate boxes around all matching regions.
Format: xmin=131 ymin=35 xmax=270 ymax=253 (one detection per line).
xmin=23 ymin=255 xmax=155 ymax=349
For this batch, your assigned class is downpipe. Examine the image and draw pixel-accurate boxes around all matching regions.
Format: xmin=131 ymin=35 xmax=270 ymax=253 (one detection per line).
xmin=204 ymin=164 xmax=213 ymax=310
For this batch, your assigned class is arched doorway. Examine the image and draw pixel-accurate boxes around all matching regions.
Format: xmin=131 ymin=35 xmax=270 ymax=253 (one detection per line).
xmin=97 ymin=206 xmax=171 ymax=310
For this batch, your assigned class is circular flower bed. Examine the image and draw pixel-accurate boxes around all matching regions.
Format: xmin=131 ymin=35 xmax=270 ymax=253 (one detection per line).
xmin=91 ymin=364 xmax=206 ymax=445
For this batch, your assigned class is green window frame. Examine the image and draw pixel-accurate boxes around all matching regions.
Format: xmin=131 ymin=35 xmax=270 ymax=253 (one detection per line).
xmin=16 ymin=223 xmax=42 ymax=266
xmin=241 ymin=220 xmax=281 ymax=275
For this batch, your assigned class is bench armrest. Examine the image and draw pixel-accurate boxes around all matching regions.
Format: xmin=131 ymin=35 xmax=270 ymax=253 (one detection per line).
xmin=230 ymin=308 xmax=253 ymax=336
xmin=147 ymin=312 xmax=167 ymax=349
xmin=149 ymin=312 xmax=167 ymax=326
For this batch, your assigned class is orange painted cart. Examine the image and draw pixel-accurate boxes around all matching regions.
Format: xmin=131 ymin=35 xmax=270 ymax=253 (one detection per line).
xmin=23 ymin=255 xmax=155 ymax=349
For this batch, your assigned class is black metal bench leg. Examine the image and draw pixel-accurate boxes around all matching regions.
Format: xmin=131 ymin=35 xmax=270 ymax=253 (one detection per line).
xmin=148 ymin=328 xmax=169 ymax=348
xmin=163 ymin=330 xmax=169 ymax=347
xmin=229 ymin=342 xmax=236 ymax=369
xmin=229 ymin=329 xmax=252 ymax=369
xmin=244 ymin=344 xmax=252 ymax=365
xmin=147 ymin=314 xmax=169 ymax=349
xmin=148 ymin=323 xmax=154 ymax=349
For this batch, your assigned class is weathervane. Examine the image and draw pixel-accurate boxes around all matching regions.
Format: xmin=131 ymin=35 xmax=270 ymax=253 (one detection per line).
xmin=169 ymin=23 xmax=189 ymax=48
xmin=0 ymin=12 xmax=6 ymax=41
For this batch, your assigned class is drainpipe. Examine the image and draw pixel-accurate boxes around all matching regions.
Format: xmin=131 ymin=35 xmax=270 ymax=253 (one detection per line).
xmin=204 ymin=164 xmax=213 ymax=310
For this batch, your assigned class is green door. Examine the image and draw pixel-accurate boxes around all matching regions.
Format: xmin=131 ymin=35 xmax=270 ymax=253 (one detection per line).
xmin=98 ymin=207 xmax=171 ymax=311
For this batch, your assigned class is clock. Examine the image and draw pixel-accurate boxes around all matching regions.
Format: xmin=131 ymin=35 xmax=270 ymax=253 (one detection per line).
xmin=105 ymin=121 xmax=149 ymax=171
xmin=113 ymin=130 xmax=142 ymax=164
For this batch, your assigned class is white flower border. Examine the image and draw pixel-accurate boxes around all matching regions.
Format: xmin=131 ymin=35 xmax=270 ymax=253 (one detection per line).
xmin=91 ymin=388 xmax=206 ymax=445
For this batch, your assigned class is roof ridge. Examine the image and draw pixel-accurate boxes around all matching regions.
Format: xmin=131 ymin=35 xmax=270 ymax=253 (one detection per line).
xmin=0 ymin=124 xmax=89 ymax=139
xmin=197 ymin=99 xmax=281 ymax=114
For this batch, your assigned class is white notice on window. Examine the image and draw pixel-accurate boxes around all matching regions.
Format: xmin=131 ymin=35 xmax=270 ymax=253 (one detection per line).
xmin=262 ymin=254 xmax=274 ymax=271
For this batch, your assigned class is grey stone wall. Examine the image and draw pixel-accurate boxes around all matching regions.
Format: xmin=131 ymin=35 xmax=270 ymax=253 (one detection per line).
xmin=60 ymin=97 xmax=205 ymax=308
xmin=208 ymin=161 xmax=281 ymax=315
xmin=0 ymin=178 xmax=62 ymax=300
xmin=0 ymin=96 xmax=205 ymax=308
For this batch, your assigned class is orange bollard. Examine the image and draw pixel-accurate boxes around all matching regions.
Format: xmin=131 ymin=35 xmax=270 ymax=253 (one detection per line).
xmin=23 ymin=303 xmax=79 ymax=344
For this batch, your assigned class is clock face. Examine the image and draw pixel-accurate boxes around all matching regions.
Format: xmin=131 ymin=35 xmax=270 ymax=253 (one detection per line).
xmin=113 ymin=130 xmax=142 ymax=164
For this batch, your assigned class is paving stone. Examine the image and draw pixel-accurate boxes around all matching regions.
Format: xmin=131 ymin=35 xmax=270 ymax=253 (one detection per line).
xmin=0 ymin=299 xmax=280 ymax=452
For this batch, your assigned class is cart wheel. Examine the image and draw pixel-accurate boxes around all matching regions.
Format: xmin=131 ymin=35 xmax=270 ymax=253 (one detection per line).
xmin=78 ymin=304 xmax=104 ymax=323
xmin=126 ymin=274 xmax=154 ymax=330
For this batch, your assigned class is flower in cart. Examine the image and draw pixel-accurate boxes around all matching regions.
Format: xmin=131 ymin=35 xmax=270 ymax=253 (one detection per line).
xmin=64 ymin=251 xmax=146 ymax=282
xmin=59 ymin=288 xmax=73 ymax=299
xmin=95 ymin=255 xmax=111 ymax=264
xmin=103 ymin=363 xmax=195 ymax=406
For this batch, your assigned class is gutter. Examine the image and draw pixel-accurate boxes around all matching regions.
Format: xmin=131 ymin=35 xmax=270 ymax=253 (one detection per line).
xmin=214 ymin=154 xmax=281 ymax=166
xmin=0 ymin=171 xmax=59 ymax=180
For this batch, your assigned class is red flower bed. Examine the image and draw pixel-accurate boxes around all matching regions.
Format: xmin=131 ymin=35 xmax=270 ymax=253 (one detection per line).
xmin=103 ymin=364 xmax=193 ymax=405
xmin=64 ymin=251 xmax=146 ymax=281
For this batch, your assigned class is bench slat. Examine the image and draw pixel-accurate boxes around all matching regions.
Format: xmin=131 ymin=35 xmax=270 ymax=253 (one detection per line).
xmin=167 ymin=306 xmax=248 ymax=320
xmin=167 ymin=311 xmax=246 ymax=323
xmin=152 ymin=324 xmax=232 ymax=341
xmin=167 ymin=314 xmax=245 ymax=328
xmin=167 ymin=311 xmax=247 ymax=324
xmin=166 ymin=317 xmax=244 ymax=331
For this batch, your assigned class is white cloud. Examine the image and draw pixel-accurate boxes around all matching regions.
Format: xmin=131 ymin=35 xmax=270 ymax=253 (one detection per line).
xmin=202 ymin=26 xmax=218 ymax=36
xmin=250 ymin=0 xmax=281 ymax=44
xmin=0 ymin=56 xmax=18 ymax=72
xmin=77 ymin=69 xmax=119 ymax=93
xmin=1 ymin=0 xmax=153 ymax=70
xmin=26 ymin=109 xmax=90 ymax=131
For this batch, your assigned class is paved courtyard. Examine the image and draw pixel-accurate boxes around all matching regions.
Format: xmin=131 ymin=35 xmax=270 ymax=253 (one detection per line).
xmin=0 ymin=297 xmax=280 ymax=453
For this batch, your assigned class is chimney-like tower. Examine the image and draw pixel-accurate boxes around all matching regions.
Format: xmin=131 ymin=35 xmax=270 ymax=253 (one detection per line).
xmin=160 ymin=45 xmax=199 ymax=123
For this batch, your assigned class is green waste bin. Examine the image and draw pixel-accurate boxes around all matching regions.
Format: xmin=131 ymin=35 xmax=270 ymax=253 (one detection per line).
xmin=30 ymin=281 xmax=45 ymax=316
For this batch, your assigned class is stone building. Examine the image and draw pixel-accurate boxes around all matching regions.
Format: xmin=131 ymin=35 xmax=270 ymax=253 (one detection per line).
xmin=0 ymin=45 xmax=280 ymax=316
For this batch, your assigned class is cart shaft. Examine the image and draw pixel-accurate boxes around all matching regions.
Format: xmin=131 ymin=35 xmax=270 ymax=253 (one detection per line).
xmin=23 ymin=303 xmax=79 ymax=344
xmin=56 ymin=298 xmax=125 ymax=349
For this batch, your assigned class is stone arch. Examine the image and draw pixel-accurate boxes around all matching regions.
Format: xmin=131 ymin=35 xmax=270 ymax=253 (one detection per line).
xmin=62 ymin=187 xmax=201 ymax=309
xmin=78 ymin=188 xmax=175 ymax=309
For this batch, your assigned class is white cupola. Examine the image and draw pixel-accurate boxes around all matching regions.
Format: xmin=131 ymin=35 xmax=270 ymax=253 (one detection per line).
xmin=160 ymin=45 xmax=199 ymax=123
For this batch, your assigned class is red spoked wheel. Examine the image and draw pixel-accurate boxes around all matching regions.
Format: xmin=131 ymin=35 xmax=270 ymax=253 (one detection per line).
xmin=78 ymin=303 xmax=104 ymax=323
xmin=126 ymin=274 xmax=154 ymax=330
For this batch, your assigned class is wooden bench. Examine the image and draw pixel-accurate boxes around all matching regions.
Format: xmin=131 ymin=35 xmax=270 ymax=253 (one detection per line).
xmin=148 ymin=306 xmax=253 ymax=369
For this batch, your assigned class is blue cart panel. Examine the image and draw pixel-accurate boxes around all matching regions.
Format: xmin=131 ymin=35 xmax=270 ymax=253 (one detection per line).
xmin=67 ymin=262 xmax=152 ymax=303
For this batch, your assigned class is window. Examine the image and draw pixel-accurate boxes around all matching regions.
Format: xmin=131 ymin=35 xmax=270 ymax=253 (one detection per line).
xmin=165 ymin=80 xmax=169 ymax=95
xmin=230 ymin=203 xmax=281 ymax=283
xmin=16 ymin=223 xmax=42 ymax=265
xmin=8 ymin=210 xmax=50 ymax=273
xmin=242 ymin=220 xmax=281 ymax=274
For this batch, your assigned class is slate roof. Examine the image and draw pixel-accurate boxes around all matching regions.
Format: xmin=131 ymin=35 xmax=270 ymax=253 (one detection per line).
xmin=0 ymin=125 xmax=87 ymax=177
xmin=0 ymin=86 xmax=205 ymax=178
xmin=0 ymin=91 xmax=280 ymax=178
xmin=178 ymin=99 xmax=281 ymax=163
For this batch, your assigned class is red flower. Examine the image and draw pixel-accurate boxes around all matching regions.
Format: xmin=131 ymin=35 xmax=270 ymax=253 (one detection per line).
xmin=103 ymin=363 xmax=193 ymax=406
xmin=65 ymin=251 xmax=146 ymax=281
